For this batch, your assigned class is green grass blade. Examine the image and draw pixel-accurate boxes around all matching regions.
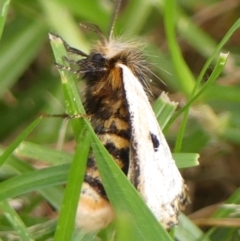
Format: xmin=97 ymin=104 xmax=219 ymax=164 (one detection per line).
xmin=49 ymin=33 xmax=85 ymax=137
xmin=152 ymin=94 xmax=199 ymax=168
xmin=0 ymin=117 xmax=42 ymax=167
xmin=118 ymin=0 xmax=152 ymax=35
xmin=40 ymin=0 xmax=89 ymax=52
xmin=175 ymin=213 xmax=210 ymax=241
xmin=1 ymin=149 xmax=64 ymax=210
xmin=16 ymin=141 xmax=73 ymax=165
xmin=198 ymin=187 xmax=240 ymax=241
xmin=171 ymin=52 xmax=229 ymax=136
xmin=0 ymin=0 xmax=10 ymax=40
xmin=0 ymin=164 xmax=69 ymax=201
xmin=50 ymin=31 xmax=93 ymax=240
xmin=0 ymin=20 xmax=47 ymax=98
xmin=38 ymin=186 xmax=64 ymax=211
xmin=164 ymin=0 xmax=195 ymax=97
xmin=165 ymin=17 xmax=240 ymax=132
xmin=54 ymin=0 xmax=109 ymax=35
xmin=173 ymin=52 xmax=228 ymax=152
xmin=0 ymin=219 xmax=57 ymax=240
xmin=176 ymin=10 xmax=217 ymax=59
xmin=173 ymin=153 xmax=199 ymax=168
xmin=0 ymin=200 xmax=34 ymax=241
xmin=53 ymin=129 xmax=91 ymax=241
xmin=153 ymin=92 xmax=178 ymax=130
xmin=174 ymin=108 xmax=189 ymax=153
xmin=196 ymin=18 xmax=240 ymax=91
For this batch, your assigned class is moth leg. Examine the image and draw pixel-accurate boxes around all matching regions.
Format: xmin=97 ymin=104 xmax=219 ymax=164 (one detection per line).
xmin=62 ymin=56 xmax=82 ymax=65
xmin=39 ymin=112 xmax=91 ymax=122
xmin=49 ymin=32 xmax=88 ymax=57
xmin=62 ymin=40 xmax=88 ymax=57
xmin=54 ymin=63 xmax=74 ymax=73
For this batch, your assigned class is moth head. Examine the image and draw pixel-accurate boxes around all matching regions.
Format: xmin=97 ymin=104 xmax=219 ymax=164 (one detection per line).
xmin=80 ymin=39 xmax=149 ymax=92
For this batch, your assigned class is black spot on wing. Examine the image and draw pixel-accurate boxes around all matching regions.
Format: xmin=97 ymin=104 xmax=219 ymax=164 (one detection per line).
xmin=150 ymin=132 xmax=160 ymax=151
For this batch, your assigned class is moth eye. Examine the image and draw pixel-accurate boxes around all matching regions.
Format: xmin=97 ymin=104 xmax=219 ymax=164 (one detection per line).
xmin=92 ymin=53 xmax=105 ymax=63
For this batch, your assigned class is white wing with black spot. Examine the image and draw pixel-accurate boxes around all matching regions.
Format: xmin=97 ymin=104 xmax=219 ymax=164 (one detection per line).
xmin=119 ymin=63 xmax=187 ymax=228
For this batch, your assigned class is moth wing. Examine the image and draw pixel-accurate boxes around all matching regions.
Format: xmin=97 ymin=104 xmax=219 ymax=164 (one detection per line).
xmin=119 ymin=64 xmax=186 ymax=228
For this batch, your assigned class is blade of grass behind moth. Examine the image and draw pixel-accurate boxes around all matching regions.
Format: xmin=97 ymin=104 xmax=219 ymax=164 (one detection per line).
xmin=195 ymin=18 xmax=240 ymax=92
xmin=0 ymin=20 xmax=47 ymax=98
xmin=53 ymin=128 xmax=90 ymax=241
xmin=165 ymin=18 xmax=240 ymax=132
xmin=1 ymin=148 xmax=64 ymax=209
xmin=0 ymin=163 xmax=69 ymax=201
xmin=84 ymin=121 xmax=173 ymax=241
xmin=0 ymin=0 xmax=10 ymax=40
xmin=15 ymin=141 xmax=73 ymax=166
xmin=199 ymin=187 xmax=240 ymax=241
xmin=174 ymin=52 xmax=228 ymax=152
xmin=152 ymin=93 xmax=199 ymax=168
xmin=50 ymin=33 xmax=93 ymax=240
xmin=173 ymin=153 xmax=199 ymax=169
xmin=0 ymin=117 xmax=41 ymax=167
xmin=153 ymin=92 xmax=178 ymax=130
xmin=174 ymin=213 xmax=211 ymax=241
xmin=49 ymin=33 xmax=85 ymax=137
xmin=163 ymin=2 xmax=239 ymax=153
xmin=0 ymin=200 xmax=34 ymax=241
xmin=164 ymin=0 xmax=195 ymax=97
xmin=118 ymin=0 xmax=152 ymax=36
xmin=40 ymin=0 xmax=89 ymax=52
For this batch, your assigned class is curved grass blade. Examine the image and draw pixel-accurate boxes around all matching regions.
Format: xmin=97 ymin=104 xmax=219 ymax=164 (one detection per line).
xmin=0 ymin=20 xmax=47 ymax=98
xmin=174 ymin=52 xmax=228 ymax=152
xmin=0 ymin=199 xmax=34 ymax=241
xmin=175 ymin=213 xmax=210 ymax=241
xmin=165 ymin=17 xmax=240 ymax=132
xmin=0 ymin=0 xmax=10 ymax=39
xmin=0 ymin=148 xmax=65 ymax=210
xmin=49 ymin=33 xmax=85 ymax=137
xmin=0 ymin=117 xmax=42 ymax=167
xmin=164 ymin=0 xmax=195 ymax=97
xmin=0 ymin=164 xmax=69 ymax=201
xmin=16 ymin=141 xmax=73 ymax=165
xmin=173 ymin=153 xmax=199 ymax=168
xmin=53 ymin=129 xmax=91 ymax=241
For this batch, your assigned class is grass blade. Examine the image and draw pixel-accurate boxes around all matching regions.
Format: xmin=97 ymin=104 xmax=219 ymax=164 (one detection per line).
xmin=0 ymin=118 xmax=42 ymax=167
xmin=0 ymin=0 xmax=10 ymax=39
xmin=0 ymin=20 xmax=47 ymax=97
xmin=174 ymin=52 xmax=228 ymax=152
xmin=1 ymin=148 xmax=64 ymax=210
xmin=0 ymin=164 xmax=69 ymax=201
xmin=0 ymin=200 xmax=34 ymax=241
xmin=164 ymin=0 xmax=195 ymax=96
xmin=173 ymin=153 xmax=199 ymax=168
xmin=16 ymin=141 xmax=73 ymax=165
xmin=53 ymin=129 xmax=91 ymax=241
xmin=153 ymin=92 xmax=178 ymax=130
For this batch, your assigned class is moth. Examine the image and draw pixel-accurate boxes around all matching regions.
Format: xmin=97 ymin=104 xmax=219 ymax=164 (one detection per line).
xmin=52 ymin=0 xmax=189 ymax=233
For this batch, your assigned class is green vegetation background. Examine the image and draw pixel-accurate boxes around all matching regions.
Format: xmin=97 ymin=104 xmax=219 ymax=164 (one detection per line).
xmin=0 ymin=0 xmax=240 ymax=240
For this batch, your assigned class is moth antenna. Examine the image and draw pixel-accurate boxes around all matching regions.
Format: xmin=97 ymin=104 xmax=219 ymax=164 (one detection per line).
xmin=108 ymin=0 xmax=122 ymax=41
xmin=79 ymin=23 xmax=107 ymax=42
